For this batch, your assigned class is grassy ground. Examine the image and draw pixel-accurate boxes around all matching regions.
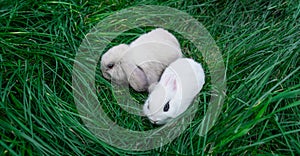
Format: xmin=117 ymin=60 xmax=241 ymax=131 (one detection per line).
xmin=1 ymin=0 xmax=299 ymax=155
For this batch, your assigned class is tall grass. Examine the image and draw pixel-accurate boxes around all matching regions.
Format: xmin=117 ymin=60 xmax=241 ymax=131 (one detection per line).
xmin=1 ymin=0 xmax=299 ymax=155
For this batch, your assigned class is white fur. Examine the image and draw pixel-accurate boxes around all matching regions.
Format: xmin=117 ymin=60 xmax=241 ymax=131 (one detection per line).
xmin=101 ymin=28 xmax=182 ymax=92
xmin=143 ymin=58 xmax=205 ymax=125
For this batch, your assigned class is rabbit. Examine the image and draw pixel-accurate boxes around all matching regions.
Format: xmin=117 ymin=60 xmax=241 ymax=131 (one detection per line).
xmin=143 ymin=58 xmax=205 ymax=125
xmin=101 ymin=28 xmax=182 ymax=92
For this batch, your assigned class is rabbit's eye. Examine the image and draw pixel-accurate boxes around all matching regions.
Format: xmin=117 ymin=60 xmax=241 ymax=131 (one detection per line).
xmin=107 ymin=63 xmax=114 ymax=69
xmin=146 ymin=100 xmax=150 ymax=109
xmin=163 ymin=101 xmax=170 ymax=112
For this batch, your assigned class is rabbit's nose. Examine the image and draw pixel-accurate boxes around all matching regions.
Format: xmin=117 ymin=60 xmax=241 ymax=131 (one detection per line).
xmin=150 ymin=119 xmax=158 ymax=124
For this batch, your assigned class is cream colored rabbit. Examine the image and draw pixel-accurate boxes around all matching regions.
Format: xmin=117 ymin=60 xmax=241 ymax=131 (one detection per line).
xmin=101 ymin=28 xmax=182 ymax=92
xmin=143 ymin=58 xmax=205 ymax=125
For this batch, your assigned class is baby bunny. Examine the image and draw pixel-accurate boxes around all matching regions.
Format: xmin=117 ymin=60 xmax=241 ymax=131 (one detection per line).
xmin=143 ymin=58 xmax=205 ymax=125
xmin=101 ymin=28 xmax=182 ymax=92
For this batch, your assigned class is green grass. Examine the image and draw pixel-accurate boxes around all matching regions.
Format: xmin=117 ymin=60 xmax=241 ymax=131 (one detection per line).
xmin=1 ymin=0 xmax=299 ymax=155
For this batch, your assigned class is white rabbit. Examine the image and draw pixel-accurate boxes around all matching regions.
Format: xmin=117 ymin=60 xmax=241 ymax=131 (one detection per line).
xmin=143 ymin=58 xmax=205 ymax=125
xmin=101 ymin=28 xmax=182 ymax=92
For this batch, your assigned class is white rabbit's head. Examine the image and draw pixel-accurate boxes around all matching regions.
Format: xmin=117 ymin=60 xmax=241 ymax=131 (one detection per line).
xmin=100 ymin=44 xmax=129 ymax=83
xmin=143 ymin=74 xmax=181 ymax=125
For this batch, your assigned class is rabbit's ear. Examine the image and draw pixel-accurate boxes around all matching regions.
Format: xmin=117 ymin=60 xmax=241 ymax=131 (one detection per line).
xmin=122 ymin=63 xmax=148 ymax=92
xmin=148 ymin=82 xmax=158 ymax=93
xmin=162 ymin=74 xmax=177 ymax=92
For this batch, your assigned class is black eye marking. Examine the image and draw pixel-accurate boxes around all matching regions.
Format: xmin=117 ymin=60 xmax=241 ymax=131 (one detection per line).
xmin=107 ymin=63 xmax=114 ymax=69
xmin=163 ymin=101 xmax=170 ymax=112
xmin=147 ymin=104 xmax=149 ymax=109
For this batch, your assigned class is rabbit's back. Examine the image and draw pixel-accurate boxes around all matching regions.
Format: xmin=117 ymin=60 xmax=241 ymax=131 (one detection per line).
xmin=168 ymin=58 xmax=205 ymax=98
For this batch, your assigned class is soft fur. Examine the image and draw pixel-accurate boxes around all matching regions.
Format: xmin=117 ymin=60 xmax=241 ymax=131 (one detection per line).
xmin=101 ymin=28 xmax=182 ymax=92
xmin=143 ymin=58 xmax=205 ymax=125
